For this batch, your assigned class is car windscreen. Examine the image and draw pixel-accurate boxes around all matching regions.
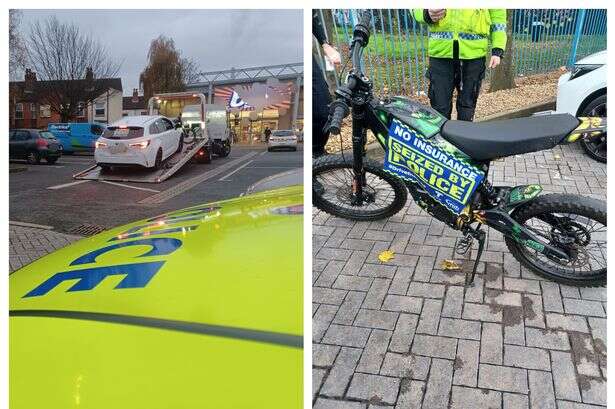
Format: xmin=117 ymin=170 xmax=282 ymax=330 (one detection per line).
xmin=38 ymin=131 xmax=57 ymax=140
xmin=272 ymin=131 xmax=294 ymax=137
xmin=103 ymin=126 xmax=145 ymax=140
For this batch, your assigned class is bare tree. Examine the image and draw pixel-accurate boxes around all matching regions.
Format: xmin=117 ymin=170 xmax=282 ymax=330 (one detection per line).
xmin=139 ymin=35 xmax=200 ymax=100
xmin=9 ymin=10 xmax=26 ymax=80
xmin=25 ymin=16 xmax=121 ymax=122
xmin=490 ymin=10 xmax=516 ymax=92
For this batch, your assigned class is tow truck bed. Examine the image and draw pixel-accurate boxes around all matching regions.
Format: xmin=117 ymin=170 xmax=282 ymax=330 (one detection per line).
xmin=73 ymin=137 xmax=209 ymax=184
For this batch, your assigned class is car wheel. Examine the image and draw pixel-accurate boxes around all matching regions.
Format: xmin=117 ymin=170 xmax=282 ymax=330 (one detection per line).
xmin=46 ymin=157 xmax=58 ymax=165
xmin=153 ymin=149 xmax=163 ymax=170
xmin=100 ymin=165 xmax=111 ymax=172
xmin=176 ymin=135 xmax=184 ymax=154
xmin=579 ymin=94 xmax=606 ymax=163
xmin=26 ymin=151 xmax=40 ymax=165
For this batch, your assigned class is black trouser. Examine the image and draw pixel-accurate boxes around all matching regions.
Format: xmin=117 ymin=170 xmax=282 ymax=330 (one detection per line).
xmin=427 ymin=55 xmax=486 ymax=121
xmin=313 ymin=56 xmax=332 ymax=155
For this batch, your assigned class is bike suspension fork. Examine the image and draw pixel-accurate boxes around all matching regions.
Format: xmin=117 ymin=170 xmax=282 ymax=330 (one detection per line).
xmin=351 ymin=103 xmax=367 ymax=206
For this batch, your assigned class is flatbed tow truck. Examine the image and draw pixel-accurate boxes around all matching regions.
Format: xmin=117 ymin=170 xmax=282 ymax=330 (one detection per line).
xmin=73 ymin=93 xmax=230 ymax=183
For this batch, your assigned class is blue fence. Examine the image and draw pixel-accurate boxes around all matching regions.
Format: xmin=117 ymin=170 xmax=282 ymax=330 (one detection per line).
xmin=317 ymin=9 xmax=606 ymax=96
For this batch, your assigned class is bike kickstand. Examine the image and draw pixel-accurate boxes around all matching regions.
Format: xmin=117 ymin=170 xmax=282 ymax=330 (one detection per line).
xmin=464 ymin=228 xmax=486 ymax=287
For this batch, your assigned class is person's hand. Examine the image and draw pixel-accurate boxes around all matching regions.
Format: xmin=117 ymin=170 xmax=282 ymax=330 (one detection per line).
xmin=428 ymin=9 xmax=446 ymax=23
xmin=489 ymin=56 xmax=501 ymax=69
xmin=322 ymin=43 xmax=341 ymax=66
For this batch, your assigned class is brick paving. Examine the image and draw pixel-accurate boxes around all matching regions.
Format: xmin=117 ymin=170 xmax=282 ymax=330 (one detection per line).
xmin=9 ymin=224 xmax=82 ymax=273
xmin=313 ymin=143 xmax=607 ymax=408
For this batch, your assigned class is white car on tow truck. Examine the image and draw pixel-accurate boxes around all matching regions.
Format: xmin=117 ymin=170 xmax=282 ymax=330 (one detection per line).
xmin=94 ymin=115 xmax=182 ymax=170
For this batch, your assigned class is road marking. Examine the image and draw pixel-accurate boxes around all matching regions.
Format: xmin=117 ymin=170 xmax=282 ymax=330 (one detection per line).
xmin=138 ymin=151 xmax=260 ymax=205
xmin=47 ymin=180 xmax=90 ymax=190
xmin=100 ymin=181 xmax=160 ymax=193
xmin=218 ymin=160 xmax=254 ymax=181
xmin=9 ymin=220 xmax=54 ymax=230
xmin=259 ymin=150 xmax=268 ymax=156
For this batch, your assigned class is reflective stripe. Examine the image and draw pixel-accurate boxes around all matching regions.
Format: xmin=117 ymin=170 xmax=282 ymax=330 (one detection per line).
xmin=458 ymin=32 xmax=487 ymax=41
xmin=429 ymin=31 xmax=453 ymax=40
xmin=491 ymin=23 xmax=507 ymax=32
xmin=429 ymin=31 xmax=486 ymax=41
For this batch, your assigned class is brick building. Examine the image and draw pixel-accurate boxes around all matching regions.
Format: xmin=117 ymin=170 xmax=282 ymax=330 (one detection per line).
xmin=122 ymin=88 xmax=148 ymax=117
xmin=9 ymin=68 xmax=123 ymax=129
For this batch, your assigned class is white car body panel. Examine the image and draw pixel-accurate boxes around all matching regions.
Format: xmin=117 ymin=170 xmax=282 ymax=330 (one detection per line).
xmin=555 ymin=51 xmax=607 ymax=116
xmin=94 ymin=115 xmax=181 ymax=168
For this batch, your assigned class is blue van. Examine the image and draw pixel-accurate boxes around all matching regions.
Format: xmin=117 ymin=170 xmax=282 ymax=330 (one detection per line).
xmin=47 ymin=122 xmax=106 ymax=154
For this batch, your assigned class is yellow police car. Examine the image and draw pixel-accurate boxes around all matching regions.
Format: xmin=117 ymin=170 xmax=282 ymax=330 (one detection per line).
xmin=10 ymin=185 xmax=303 ymax=408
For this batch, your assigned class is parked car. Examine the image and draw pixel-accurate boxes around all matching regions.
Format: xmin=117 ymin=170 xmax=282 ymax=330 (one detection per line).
xmin=9 ymin=185 xmax=303 ymax=408
xmin=94 ymin=115 xmax=182 ymax=170
xmin=267 ymin=129 xmax=298 ymax=152
xmin=47 ymin=122 xmax=106 ymax=154
xmin=556 ymin=50 xmax=607 ymax=162
xmin=9 ymin=129 xmax=62 ymax=165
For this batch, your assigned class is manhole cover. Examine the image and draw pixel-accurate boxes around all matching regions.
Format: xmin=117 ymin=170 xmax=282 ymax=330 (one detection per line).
xmin=69 ymin=224 xmax=107 ymax=236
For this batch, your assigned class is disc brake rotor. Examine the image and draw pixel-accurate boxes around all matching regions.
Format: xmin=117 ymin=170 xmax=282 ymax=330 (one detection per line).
xmin=336 ymin=185 xmax=376 ymax=205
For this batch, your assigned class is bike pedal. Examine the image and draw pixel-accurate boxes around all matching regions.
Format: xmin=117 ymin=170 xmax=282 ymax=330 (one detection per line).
xmin=455 ymin=234 xmax=473 ymax=256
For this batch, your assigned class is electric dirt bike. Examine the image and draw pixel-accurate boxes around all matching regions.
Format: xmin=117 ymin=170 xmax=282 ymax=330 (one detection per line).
xmin=313 ymin=12 xmax=607 ymax=287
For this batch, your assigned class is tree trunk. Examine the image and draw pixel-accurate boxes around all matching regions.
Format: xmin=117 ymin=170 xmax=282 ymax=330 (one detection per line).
xmin=490 ymin=10 xmax=515 ymax=92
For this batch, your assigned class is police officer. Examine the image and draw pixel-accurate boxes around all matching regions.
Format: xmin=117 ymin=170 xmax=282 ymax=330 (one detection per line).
xmin=313 ymin=10 xmax=341 ymax=157
xmin=413 ymin=9 xmax=507 ymax=121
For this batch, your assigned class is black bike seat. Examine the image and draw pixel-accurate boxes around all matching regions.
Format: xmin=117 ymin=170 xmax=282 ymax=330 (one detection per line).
xmin=440 ymin=114 xmax=580 ymax=161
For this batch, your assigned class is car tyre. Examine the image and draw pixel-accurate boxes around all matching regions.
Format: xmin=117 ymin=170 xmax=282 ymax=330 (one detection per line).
xmin=46 ymin=157 xmax=58 ymax=165
xmin=26 ymin=151 xmax=40 ymax=165
xmin=579 ymin=94 xmax=607 ymax=163
xmin=175 ymin=134 xmax=184 ymax=154
xmin=153 ymin=148 xmax=163 ymax=170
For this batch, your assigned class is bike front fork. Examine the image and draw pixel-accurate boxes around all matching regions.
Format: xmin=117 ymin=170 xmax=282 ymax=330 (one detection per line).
xmin=351 ymin=107 xmax=368 ymax=206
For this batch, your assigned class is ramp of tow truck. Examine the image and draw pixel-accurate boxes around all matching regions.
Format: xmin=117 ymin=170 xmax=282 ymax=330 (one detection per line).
xmin=73 ymin=138 xmax=209 ymax=184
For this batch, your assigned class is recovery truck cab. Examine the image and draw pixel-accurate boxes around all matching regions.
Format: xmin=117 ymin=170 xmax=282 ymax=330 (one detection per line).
xmin=148 ymin=92 xmax=231 ymax=163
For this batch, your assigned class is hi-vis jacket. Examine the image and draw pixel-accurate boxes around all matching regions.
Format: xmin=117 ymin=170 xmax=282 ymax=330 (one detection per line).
xmin=413 ymin=9 xmax=507 ymax=59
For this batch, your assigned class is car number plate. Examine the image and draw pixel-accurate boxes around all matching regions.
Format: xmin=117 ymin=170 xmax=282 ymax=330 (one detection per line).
xmin=109 ymin=143 xmax=127 ymax=154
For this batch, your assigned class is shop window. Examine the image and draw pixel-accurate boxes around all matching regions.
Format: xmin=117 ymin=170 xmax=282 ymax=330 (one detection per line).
xmin=30 ymin=103 xmax=37 ymax=119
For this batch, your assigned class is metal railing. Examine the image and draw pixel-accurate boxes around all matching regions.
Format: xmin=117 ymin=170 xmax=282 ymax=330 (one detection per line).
xmin=317 ymin=9 xmax=606 ymax=96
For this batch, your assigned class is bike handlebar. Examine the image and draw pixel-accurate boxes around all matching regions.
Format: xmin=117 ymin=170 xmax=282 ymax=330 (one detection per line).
xmin=323 ymin=10 xmax=372 ymax=135
xmin=327 ymin=100 xmax=351 ymax=135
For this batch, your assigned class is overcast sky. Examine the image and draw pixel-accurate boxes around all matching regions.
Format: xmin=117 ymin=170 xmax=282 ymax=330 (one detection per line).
xmin=18 ymin=9 xmax=303 ymax=95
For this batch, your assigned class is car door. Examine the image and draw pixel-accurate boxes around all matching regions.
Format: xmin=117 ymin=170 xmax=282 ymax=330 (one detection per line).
xmin=157 ymin=118 xmax=174 ymax=159
xmin=14 ymin=131 xmax=30 ymax=158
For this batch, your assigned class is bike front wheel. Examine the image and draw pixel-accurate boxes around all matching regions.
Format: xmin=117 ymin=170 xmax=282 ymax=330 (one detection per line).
xmin=313 ymin=154 xmax=408 ymax=221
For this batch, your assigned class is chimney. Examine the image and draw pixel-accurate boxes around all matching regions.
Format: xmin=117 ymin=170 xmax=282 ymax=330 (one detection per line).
xmin=132 ymin=88 xmax=139 ymax=103
xmin=85 ymin=67 xmax=94 ymax=82
xmin=24 ymin=69 xmax=37 ymax=93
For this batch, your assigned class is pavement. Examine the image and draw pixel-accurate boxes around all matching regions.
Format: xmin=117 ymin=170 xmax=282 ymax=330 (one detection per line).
xmin=9 ymin=144 xmax=303 ymax=234
xmin=313 ymin=142 xmax=607 ymax=408
xmin=9 ymin=223 xmax=82 ymax=273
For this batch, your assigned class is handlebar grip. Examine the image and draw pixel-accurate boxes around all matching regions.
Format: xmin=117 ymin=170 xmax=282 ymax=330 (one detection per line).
xmin=326 ymin=100 xmax=350 ymax=135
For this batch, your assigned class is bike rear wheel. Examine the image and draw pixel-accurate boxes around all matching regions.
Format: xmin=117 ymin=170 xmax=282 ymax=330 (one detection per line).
xmin=313 ymin=154 xmax=407 ymax=221
xmin=505 ymin=193 xmax=606 ymax=287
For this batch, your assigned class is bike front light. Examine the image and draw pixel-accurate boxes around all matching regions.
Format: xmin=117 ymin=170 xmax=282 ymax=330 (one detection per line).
xmin=569 ymin=64 xmax=602 ymax=80
xmin=129 ymin=140 xmax=150 ymax=149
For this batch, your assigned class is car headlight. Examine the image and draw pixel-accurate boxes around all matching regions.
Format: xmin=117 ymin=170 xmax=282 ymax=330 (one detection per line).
xmin=95 ymin=141 xmax=107 ymax=149
xmin=569 ymin=64 xmax=603 ymax=80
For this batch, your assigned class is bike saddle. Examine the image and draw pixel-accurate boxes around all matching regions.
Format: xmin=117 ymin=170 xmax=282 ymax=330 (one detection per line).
xmin=440 ymin=114 xmax=580 ymax=161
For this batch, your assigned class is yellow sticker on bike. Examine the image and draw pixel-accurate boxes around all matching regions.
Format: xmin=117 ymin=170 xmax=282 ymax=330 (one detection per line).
xmin=384 ymin=119 xmax=484 ymax=215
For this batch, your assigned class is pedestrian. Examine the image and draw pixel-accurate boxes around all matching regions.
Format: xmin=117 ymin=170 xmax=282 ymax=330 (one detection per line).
xmin=312 ymin=10 xmax=341 ymax=157
xmin=413 ymin=9 xmax=507 ymax=121
xmin=264 ymin=127 xmax=272 ymax=143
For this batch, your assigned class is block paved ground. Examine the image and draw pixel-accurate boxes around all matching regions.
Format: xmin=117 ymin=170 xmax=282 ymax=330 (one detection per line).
xmin=313 ymin=143 xmax=607 ymax=408
xmin=9 ymin=224 xmax=82 ymax=273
